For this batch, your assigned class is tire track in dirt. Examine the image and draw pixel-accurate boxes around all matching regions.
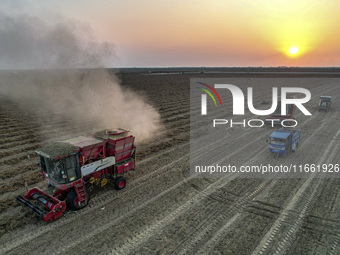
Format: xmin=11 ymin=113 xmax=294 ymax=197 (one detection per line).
xmin=179 ymin=179 xmax=273 ymax=255
xmin=252 ymin=178 xmax=321 ymax=255
xmin=1 ymin=106 xmax=268 ymax=254
xmin=1 ymin=74 xmax=338 ymax=254
xmin=285 ymin=132 xmax=340 ymax=254
xmin=30 ymin=82 xmax=338 ymax=255
xmin=109 ymin=135 xmax=269 ymax=255
xmin=183 ymin=86 xmax=340 ymax=254
xmin=83 ymin=172 xmax=238 ymax=255
xmin=0 ymin=145 xmax=189 ymax=254
xmin=28 ymin=123 xmax=262 ymax=253
xmin=115 ymin=83 xmax=326 ymax=253
xmin=251 ymin=126 xmax=340 ymax=255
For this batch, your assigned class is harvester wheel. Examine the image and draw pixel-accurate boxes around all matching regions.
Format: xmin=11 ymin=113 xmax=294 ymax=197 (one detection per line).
xmin=114 ymin=177 xmax=126 ymax=190
xmin=66 ymin=187 xmax=90 ymax=210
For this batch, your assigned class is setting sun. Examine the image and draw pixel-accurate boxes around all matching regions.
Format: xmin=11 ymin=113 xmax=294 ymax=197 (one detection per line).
xmin=289 ymin=47 xmax=299 ymax=55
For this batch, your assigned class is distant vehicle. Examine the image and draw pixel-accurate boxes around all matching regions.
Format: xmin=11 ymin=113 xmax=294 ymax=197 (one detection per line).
xmin=318 ymin=96 xmax=332 ymax=112
xmin=268 ymin=128 xmax=301 ymax=158
xmin=265 ymin=100 xmax=296 ymax=126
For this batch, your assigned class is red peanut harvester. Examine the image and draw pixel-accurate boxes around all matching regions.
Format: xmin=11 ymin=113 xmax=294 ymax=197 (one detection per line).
xmin=17 ymin=128 xmax=136 ymax=222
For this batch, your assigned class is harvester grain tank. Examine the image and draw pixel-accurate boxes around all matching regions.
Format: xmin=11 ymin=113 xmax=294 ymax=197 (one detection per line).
xmin=17 ymin=128 xmax=136 ymax=222
xmin=265 ymin=100 xmax=296 ymax=126
xmin=268 ymin=128 xmax=301 ymax=158
xmin=318 ymin=96 xmax=332 ymax=112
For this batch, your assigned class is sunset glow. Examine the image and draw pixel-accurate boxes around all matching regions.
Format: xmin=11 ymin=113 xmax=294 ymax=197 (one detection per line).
xmin=289 ymin=47 xmax=299 ymax=56
xmin=1 ymin=0 xmax=340 ymax=67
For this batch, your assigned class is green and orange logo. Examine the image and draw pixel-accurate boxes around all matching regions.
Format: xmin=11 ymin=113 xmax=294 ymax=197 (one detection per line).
xmin=196 ymin=82 xmax=222 ymax=115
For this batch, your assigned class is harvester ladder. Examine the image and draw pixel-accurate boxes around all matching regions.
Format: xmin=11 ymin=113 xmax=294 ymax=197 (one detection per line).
xmin=74 ymin=180 xmax=87 ymax=204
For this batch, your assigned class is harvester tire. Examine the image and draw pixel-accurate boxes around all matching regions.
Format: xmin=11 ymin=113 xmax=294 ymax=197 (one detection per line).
xmin=66 ymin=187 xmax=90 ymax=210
xmin=114 ymin=177 xmax=126 ymax=190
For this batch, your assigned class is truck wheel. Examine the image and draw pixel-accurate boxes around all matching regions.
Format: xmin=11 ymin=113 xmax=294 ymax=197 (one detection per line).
xmin=114 ymin=177 xmax=126 ymax=190
xmin=66 ymin=187 xmax=90 ymax=210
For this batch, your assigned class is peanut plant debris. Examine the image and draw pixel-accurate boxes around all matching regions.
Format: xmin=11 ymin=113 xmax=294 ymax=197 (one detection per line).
xmin=38 ymin=142 xmax=78 ymax=158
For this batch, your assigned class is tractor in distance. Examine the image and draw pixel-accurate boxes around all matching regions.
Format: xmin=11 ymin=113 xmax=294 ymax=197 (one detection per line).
xmin=318 ymin=96 xmax=332 ymax=112
xmin=17 ymin=128 xmax=136 ymax=222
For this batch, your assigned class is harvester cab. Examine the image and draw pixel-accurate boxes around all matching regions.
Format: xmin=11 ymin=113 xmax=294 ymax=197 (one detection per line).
xmin=17 ymin=129 xmax=136 ymax=222
xmin=318 ymin=96 xmax=332 ymax=112
xmin=265 ymin=99 xmax=296 ymax=126
xmin=37 ymin=149 xmax=80 ymax=184
xmin=268 ymin=128 xmax=301 ymax=158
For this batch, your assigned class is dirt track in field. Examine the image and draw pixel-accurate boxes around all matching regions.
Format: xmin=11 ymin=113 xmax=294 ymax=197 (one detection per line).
xmin=1 ymin=71 xmax=340 ymax=255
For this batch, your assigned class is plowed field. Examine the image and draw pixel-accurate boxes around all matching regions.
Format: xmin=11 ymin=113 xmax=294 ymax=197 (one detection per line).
xmin=1 ymin=70 xmax=340 ymax=255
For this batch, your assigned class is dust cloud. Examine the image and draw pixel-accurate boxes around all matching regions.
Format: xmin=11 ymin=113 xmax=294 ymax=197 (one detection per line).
xmin=0 ymin=12 xmax=161 ymax=142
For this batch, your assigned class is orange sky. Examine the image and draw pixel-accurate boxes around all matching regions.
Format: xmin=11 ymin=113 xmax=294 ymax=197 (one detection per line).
xmin=3 ymin=0 xmax=340 ymax=67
